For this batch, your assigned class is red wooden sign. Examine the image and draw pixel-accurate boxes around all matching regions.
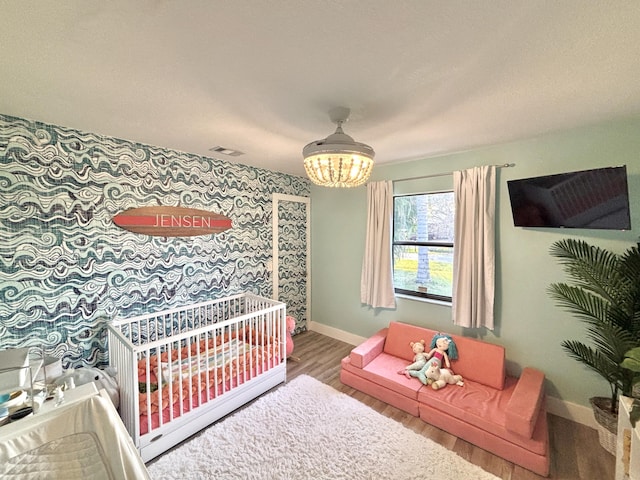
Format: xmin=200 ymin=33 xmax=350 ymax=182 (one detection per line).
xmin=113 ymin=206 xmax=232 ymax=237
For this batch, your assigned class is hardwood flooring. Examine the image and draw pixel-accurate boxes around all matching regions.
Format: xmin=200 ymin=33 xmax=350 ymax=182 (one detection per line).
xmin=286 ymin=330 xmax=615 ymax=480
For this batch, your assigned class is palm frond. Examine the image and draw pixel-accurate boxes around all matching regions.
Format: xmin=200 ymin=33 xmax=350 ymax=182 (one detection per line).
xmin=550 ymin=239 xmax=624 ymax=303
xmin=551 ymin=239 xmax=640 ymax=400
xmin=619 ymin=244 xmax=640 ymax=339
xmin=586 ymin=323 xmax=637 ymax=363
xmin=620 ymin=243 xmax=640 ymax=277
xmin=548 ymin=283 xmax=610 ymax=324
xmin=562 ymin=340 xmax=621 ymax=385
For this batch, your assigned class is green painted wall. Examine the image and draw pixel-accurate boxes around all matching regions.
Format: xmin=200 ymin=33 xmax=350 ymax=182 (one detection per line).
xmin=310 ymin=115 xmax=640 ymax=407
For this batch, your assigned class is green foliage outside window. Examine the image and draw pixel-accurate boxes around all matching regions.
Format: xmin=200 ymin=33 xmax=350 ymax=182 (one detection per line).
xmin=393 ymin=192 xmax=454 ymax=301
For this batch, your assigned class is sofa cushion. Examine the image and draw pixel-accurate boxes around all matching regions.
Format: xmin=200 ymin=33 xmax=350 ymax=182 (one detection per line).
xmin=349 ymin=328 xmax=388 ymax=368
xmin=505 ymin=367 xmax=545 ymax=438
xmin=383 ymin=322 xmax=434 ymax=361
xmin=385 ymin=321 xmax=505 ymax=390
xmin=340 ymin=361 xmax=421 ymax=417
xmin=418 ymin=399 xmax=550 ymax=476
xmin=341 ymin=352 xmax=423 ymax=400
xmin=417 ymin=376 xmax=547 ymax=455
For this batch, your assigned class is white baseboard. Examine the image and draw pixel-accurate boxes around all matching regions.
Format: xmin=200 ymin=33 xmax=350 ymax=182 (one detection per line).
xmin=309 ymin=321 xmax=598 ymax=430
xmin=545 ymin=395 xmax=598 ymax=429
xmin=308 ymin=321 xmax=366 ymax=347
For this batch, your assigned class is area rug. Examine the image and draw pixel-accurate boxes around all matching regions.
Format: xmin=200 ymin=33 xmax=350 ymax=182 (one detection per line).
xmin=146 ymin=375 xmax=499 ymax=480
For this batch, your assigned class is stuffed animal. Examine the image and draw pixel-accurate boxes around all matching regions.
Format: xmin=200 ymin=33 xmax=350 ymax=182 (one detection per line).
xmin=285 ymin=315 xmax=300 ymax=362
xmin=424 ymin=361 xmax=464 ymax=390
xmin=426 ymin=333 xmax=458 ymax=369
xmin=397 ymin=340 xmax=428 ymax=378
xmin=285 ymin=316 xmax=296 ymax=357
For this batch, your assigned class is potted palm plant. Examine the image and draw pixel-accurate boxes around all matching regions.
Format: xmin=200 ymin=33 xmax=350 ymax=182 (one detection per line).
xmin=548 ymin=239 xmax=640 ymax=454
xmin=621 ymin=346 xmax=640 ymax=427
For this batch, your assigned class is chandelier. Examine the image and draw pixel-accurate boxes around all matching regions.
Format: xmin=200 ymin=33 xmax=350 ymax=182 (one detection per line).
xmin=303 ymin=107 xmax=375 ymax=188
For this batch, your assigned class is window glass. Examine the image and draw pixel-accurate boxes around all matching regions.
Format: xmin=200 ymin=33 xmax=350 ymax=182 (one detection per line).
xmin=393 ymin=192 xmax=454 ymax=301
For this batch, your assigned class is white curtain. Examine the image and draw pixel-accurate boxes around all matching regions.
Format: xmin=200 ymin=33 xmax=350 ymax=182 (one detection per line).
xmin=452 ymin=166 xmax=496 ymax=329
xmin=360 ymin=180 xmax=395 ymax=309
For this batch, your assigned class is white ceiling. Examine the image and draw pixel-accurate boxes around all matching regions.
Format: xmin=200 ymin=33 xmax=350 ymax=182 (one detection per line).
xmin=2 ymin=1 xmax=640 ymax=177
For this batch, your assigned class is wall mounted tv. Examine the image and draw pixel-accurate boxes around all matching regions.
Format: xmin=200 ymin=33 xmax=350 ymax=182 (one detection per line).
xmin=507 ymin=165 xmax=631 ymax=229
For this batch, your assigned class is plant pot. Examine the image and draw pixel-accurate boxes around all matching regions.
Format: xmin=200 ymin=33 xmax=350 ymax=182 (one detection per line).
xmin=590 ymin=396 xmax=617 ymax=455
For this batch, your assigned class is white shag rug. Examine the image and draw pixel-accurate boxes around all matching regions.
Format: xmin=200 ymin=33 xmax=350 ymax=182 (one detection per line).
xmin=146 ymin=375 xmax=499 ymax=480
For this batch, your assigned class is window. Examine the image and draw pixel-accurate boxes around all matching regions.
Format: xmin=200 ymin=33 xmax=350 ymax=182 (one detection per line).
xmin=392 ymin=191 xmax=455 ymax=301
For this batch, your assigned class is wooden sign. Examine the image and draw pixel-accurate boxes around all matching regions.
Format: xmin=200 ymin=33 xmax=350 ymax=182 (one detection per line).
xmin=113 ymin=206 xmax=232 ymax=237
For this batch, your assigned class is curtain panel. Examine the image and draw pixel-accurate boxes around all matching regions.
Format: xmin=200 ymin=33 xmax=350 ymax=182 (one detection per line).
xmin=360 ymin=180 xmax=396 ymax=309
xmin=452 ymin=166 xmax=496 ymax=329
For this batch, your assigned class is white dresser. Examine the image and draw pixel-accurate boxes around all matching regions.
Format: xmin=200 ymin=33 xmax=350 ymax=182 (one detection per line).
xmin=616 ymin=396 xmax=640 ymax=479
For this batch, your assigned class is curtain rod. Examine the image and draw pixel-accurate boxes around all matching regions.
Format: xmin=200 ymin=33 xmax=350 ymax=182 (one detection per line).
xmin=392 ymin=163 xmax=515 ymax=184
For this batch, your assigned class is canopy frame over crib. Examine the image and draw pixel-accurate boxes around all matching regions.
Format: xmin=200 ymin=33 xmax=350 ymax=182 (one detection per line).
xmin=108 ymin=292 xmax=286 ymax=462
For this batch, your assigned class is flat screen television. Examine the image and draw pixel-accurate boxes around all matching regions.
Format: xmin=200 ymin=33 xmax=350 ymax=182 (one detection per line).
xmin=507 ymin=166 xmax=631 ymax=229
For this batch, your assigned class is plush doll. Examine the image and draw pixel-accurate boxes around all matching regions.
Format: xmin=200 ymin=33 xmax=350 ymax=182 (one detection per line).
xmin=408 ymin=333 xmax=460 ymax=385
xmin=426 ymin=333 xmax=458 ymax=369
xmin=424 ymin=360 xmax=464 ymax=389
xmin=398 ymin=340 xmax=428 ymax=378
xmin=285 ymin=315 xmax=300 ymax=362
xmin=285 ymin=316 xmax=296 ymax=357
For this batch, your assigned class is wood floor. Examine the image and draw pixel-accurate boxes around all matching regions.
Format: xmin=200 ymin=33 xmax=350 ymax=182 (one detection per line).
xmin=287 ymin=330 xmax=615 ymax=480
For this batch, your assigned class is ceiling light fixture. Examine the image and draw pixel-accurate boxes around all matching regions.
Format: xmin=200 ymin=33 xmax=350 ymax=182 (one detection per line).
xmin=302 ymin=107 xmax=375 ymax=188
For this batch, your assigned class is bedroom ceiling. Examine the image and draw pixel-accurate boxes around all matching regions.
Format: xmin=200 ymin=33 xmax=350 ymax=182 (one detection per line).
xmin=2 ymin=1 xmax=640 ymax=177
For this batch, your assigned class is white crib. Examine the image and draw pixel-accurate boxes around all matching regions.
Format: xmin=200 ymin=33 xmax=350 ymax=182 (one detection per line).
xmin=108 ymin=292 xmax=286 ymax=462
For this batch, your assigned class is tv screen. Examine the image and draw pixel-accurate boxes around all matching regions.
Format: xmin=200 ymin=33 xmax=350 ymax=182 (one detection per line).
xmin=507 ymin=166 xmax=631 ymax=229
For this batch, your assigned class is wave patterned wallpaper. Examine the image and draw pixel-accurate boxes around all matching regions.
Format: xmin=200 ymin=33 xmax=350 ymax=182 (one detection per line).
xmin=277 ymin=200 xmax=309 ymax=333
xmin=0 ymin=114 xmax=310 ymax=368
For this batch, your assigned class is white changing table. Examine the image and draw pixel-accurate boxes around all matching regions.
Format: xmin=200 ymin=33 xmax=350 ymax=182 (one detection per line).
xmin=616 ymin=395 xmax=640 ymax=480
xmin=0 ymin=383 xmax=150 ymax=479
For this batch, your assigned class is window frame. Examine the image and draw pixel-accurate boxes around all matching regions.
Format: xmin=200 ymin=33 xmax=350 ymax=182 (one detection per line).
xmin=392 ymin=191 xmax=454 ymax=303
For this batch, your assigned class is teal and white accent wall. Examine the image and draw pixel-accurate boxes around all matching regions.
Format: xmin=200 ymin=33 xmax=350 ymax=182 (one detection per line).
xmin=310 ymin=115 xmax=640 ymax=420
xmin=0 ymin=114 xmax=310 ymax=368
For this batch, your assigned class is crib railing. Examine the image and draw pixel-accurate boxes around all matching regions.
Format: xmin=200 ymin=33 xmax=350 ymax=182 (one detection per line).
xmin=107 ymin=293 xmax=286 ymax=445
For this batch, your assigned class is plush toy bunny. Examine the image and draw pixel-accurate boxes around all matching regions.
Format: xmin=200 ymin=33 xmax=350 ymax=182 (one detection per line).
xmin=424 ymin=361 xmax=464 ymax=389
xmin=398 ymin=340 xmax=428 ymax=378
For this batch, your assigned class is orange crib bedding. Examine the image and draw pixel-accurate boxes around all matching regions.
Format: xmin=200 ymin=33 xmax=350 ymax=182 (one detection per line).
xmin=136 ymin=329 xmax=280 ymax=435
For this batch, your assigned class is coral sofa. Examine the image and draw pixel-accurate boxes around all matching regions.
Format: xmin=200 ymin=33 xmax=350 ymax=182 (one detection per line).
xmin=340 ymin=321 xmax=549 ymax=476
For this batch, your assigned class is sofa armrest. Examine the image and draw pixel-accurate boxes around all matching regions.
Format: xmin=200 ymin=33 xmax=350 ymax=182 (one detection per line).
xmin=349 ymin=328 xmax=388 ymax=369
xmin=505 ymin=367 xmax=545 ymax=438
